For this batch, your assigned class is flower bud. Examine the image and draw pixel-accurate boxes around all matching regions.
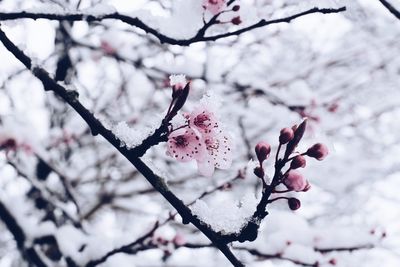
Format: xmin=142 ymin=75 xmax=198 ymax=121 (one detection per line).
xmin=279 ymin=127 xmax=294 ymax=144
xmin=231 ymin=16 xmax=242 ymax=25
xmin=288 ymin=198 xmax=301 ymax=210
xmin=283 ymin=170 xmax=307 ymax=192
xmin=253 ymin=166 xmax=265 ymax=179
xmin=302 ymin=181 xmax=311 ymax=192
xmin=306 ymin=143 xmax=329 ymax=161
xmin=255 ymin=142 xmax=271 ymax=163
xmin=232 ymin=5 xmax=240 ymax=11
xmin=284 ymin=119 xmax=307 ymax=158
xmin=290 ymin=155 xmax=306 ymax=169
xmin=172 ymin=234 xmax=186 ymax=246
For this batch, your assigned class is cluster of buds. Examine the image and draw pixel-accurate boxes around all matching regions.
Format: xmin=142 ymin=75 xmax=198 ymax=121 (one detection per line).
xmin=254 ymin=119 xmax=329 ymax=211
xmin=202 ymin=0 xmax=242 ymax=25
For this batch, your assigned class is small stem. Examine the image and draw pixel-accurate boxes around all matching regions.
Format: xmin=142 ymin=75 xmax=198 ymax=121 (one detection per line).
xmin=275 ymin=143 xmax=282 ymax=163
xmin=267 ymin=196 xmax=289 ymax=204
xmin=273 ymin=189 xmax=291 ymax=193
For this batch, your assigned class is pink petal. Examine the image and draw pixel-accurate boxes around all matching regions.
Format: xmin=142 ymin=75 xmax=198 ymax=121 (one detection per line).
xmin=197 ymin=158 xmax=215 ymax=177
xmin=167 ymin=128 xmax=207 ymax=162
xmin=189 ymin=107 xmax=219 ymax=137
xmin=204 ymin=133 xmax=233 ymax=170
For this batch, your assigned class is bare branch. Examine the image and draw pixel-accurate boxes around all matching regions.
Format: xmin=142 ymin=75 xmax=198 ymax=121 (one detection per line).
xmin=378 ymin=0 xmax=400 ymax=20
xmin=0 ymin=6 xmax=346 ymax=46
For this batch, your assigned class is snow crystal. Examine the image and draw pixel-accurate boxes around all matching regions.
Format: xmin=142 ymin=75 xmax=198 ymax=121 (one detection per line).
xmin=191 ymin=193 xmax=258 ymax=234
xmin=199 ymin=90 xmax=222 ymax=114
xmin=112 ymin=121 xmax=155 ymax=149
xmin=169 ymin=74 xmax=187 ymax=87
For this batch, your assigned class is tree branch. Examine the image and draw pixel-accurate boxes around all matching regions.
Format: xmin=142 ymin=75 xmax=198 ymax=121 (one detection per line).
xmin=0 ymin=6 xmax=346 ymax=46
xmin=378 ymin=0 xmax=400 ymax=20
xmin=0 ymin=200 xmax=48 ymax=267
xmin=0 ymin=27 xmax=244 ymax=267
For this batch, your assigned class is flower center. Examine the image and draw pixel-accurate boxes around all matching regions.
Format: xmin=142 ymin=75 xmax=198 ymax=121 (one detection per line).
xmin=174 ymin=135 xmax=189 ymax=147
xmin=194 ymin=113 xmax=211 ymax=129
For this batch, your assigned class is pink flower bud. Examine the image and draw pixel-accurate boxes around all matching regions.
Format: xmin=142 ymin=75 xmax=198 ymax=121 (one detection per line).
xmin=255 ymin=142 xmax=271 ymax=163
xmin=231 ymin=16 xmax=242 ymax=25
xmin=302 ymin=181 xmax=311 ymax=192
xmin=329 ymin=258 xmax=337 ymax=265
xmin=279 ymin=127 xmax=294 ymax=144
xmin=306 ymin=143 xmax=329 ymax=161
xmin=172 ymin=234 xmax=186 ymax=246
xmin=253 ymin=166 xmax=265 ymax=178
xmin=290 ymin=155 xmax=306 ymax=169
xmin=283 ymin=170 xmax=307 ymax=192
xmin=288 ymin=198 xmax=301 ymax=210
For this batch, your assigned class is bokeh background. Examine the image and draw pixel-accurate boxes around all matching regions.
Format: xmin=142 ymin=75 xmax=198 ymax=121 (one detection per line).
xmin=0 ymin=0 xmax=399 ymax=266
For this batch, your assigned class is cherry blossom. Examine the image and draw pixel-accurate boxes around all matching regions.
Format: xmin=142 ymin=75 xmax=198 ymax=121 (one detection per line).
xmin=188 ymin=107 xmax=219 ymax=136
xmin=203 ymin=0 xmax=226 ymax=15
xmin=167 ymin=128 xmax=207 ymax=162
xmin=197 ymin=133 xmax=233 ymax=177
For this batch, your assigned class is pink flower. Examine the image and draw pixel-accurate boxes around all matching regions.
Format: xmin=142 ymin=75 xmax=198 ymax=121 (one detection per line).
xmin=203 ymin=0 xmax=226 ymax=15
xmin=306 ymin=143 xmax=329 ymax=161
xmin=283 ymin=170 xmax=307 ymax=192
xmin=197 ymin=133 xmax=232 ymax=177
xmin=167 ymin=128 xmax=207 ymax=162
xmin=188 ymin=107 xmax=219 ymax=136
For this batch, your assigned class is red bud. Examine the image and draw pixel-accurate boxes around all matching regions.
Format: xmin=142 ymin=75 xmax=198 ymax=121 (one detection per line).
xmin=279 ymin=127 xmax=294 ymax=144
xmin=288 ymin=198 xmax=301 ymax=210
xmin=290 ymin=155 xmax=306 ymax=169
xmin=253 ymin=166 xmax=265 ymax=178
xmin=232 ymin=5 xmax=240 ymax=11
xmin=306 ymin=143 xmax=329 ymax=161
xmin=255 ymin=142 xmax=271 ymax=163
xmin=231 ymin=16 xmax=242 ymax=25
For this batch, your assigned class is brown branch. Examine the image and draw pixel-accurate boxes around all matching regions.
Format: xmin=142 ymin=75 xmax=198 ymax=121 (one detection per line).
xmin=0 ymin=6 xmax=346 ymax=46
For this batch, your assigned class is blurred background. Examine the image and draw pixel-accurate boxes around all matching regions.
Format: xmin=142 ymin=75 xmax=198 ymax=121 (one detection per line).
xmin=0 ymin=0 xmax=399 ymax=266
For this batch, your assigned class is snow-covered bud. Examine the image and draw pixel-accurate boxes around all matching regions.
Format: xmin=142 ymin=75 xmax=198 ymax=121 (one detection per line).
xmin=290 ymin=155 xmax=306 ymax=169
xmin=306 ymin=143 xmax=329 ymax=161
xmin=169 ymin=83 xmax=190 ymax=118
xmin=253 ymin=166 xmax=265 ymax=178
xmin=169 ymin=74 xmax=187 ymax=98
xmin=283 ymin=170 xmax=307 ymax=192
xmin=232 ymin=5 xmax=240 ymax=11
xmin=279 ymin=127 xmax=294 ymax=144
xmin=288 ymin=198 xmax=301 ymax=210
xmin=231 ymin=16 xmax=242 ymax=25
xmin=255 ymin=142 xmax=271 ymax=163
